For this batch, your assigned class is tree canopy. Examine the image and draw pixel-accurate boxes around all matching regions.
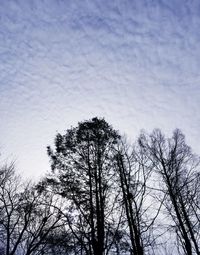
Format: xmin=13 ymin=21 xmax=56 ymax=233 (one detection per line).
xmin=0 ymin=117 xmax=199 ymax=255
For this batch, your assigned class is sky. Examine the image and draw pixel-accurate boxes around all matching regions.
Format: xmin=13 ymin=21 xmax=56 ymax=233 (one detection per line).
xmin=0 ymin=0 xmax=200 ymax=179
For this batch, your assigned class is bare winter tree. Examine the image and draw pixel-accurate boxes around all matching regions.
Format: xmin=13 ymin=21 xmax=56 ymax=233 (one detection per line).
xmin=0 ymin=163 xmax=64 ymax=255
xmin=138 ymin=129 xmax=200 ymax=255
xmin=114 ymin=138 xmax=162 ymax=255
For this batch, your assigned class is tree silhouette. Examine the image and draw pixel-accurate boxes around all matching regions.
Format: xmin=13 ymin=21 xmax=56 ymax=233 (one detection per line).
xmin=138 ymin=129 xmax=200 ymax=255
xmin=46 ymin=117 xmax=122 ymax=255
xmin=1 ymin=118 xmax=200 ymax=255
xmin=0 ymin=163 xmax=64 ymax=255
xmin=114 ymin=138 xmax=161 ymax=255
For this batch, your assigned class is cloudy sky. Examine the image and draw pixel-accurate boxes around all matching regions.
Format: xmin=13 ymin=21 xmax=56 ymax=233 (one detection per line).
xmin=0 ymin=0 xmax=200 ymax=179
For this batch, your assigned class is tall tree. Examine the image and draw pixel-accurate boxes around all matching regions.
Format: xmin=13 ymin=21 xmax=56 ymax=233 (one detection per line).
xmin=138 ymin=129 xmax=200 ymax=255
xmin=47 ymin=117 xmax=121 ymax=255
xmin=114 ymin=139 xmax=161 ymax=255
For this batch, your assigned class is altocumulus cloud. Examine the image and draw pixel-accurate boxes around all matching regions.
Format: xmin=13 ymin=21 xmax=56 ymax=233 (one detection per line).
xmin=0 ymin=0 xmax=200 ymax=178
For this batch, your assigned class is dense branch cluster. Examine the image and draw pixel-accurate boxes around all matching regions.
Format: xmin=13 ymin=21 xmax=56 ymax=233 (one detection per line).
xmin=0 ymin=118 xmax=199 ymax=255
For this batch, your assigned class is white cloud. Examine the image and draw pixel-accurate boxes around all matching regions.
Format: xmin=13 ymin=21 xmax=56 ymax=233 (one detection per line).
xmin=0 ymin=0 xmax=200 ymax=178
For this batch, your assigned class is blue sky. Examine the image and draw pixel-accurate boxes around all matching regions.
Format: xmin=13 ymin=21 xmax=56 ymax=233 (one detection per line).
xmin=0 ymin=0 xmax=200 ymax=179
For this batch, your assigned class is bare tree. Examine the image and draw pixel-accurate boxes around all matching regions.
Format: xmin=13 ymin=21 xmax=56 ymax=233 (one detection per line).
xmin=0 ymin=163 xmax=64 ymax=255
xmin=138 ymin=129 xmax=200 ymax=255
xmin=114 ymin=138 xmax=162 ymax=255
